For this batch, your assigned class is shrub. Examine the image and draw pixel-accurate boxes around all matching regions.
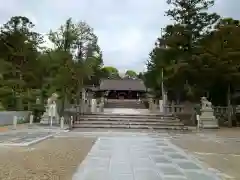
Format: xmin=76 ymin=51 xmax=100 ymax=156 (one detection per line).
xmin=32 ymin=104 xmax=45 ymax=123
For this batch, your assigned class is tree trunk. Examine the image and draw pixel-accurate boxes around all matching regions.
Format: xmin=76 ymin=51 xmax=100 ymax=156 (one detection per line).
xmin=176 ymin=90 xmax=181 ymax=104
xmin=27 ymin=89 xmax=31 ymax=110
xmin=76 ymin=78 xmax=83 ymax=105
xmin=60 ymin=87 xmax=66 ymax=117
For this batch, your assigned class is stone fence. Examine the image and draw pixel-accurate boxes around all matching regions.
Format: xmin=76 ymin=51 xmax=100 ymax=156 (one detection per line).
xmin=149 ymin=102 xmax=236 ymax=126
xmin=0 ymin=111 xmax=31 ymax=126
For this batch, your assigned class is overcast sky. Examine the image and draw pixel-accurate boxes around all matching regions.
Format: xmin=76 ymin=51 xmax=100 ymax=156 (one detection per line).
xmin=0 ymin=0 xmax=239 ymax=73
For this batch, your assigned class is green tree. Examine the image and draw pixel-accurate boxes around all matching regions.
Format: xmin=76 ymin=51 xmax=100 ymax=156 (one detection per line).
xmin=197 ymin=18 xmax=240 ymax=126
xmin=0 ymin=15 xmax=104 ymax=113
xmin=101 ymin=66 xmax=120 ymax=79
xmin=125 ymin=70 xmax=137 ymax=78
xmin=48 ymin=19 xmax=102 ymax=108
xmin=145 ymin=0 xmax=220 ymax=102
xmin=0 ymin=16 xmax=43 ymax=110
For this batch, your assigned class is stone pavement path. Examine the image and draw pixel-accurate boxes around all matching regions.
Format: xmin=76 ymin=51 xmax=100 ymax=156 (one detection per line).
xmin=0 ymin=131 xmax=54 ymax=145
xmin=72 ymin=136 xmax=221 ymax=180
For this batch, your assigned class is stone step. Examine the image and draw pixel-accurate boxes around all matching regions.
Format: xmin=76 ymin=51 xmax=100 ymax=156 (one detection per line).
xmin=73 ymin=124 xmax=187 ymax=130
xmin=78 ymin=117 xmax=179 ymax=122
xmin=75 ymin=120 xmax=183 ymax=126
xmin=79 ymin=116 xmax=175 ymax=121
xmin=104 ymin=106 xmax=146 ymax=109
xmin=81 ymin=113 xmax=175 ymax=118
xmin=40 ymin=117 xmax=59 ymax=125
xmin=104 ymin=101 xmax=146 ymax=109
xmin=104 ymin=103 xmax=145 ymax=105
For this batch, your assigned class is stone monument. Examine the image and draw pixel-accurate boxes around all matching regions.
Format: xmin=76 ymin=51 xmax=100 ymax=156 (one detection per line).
xmin=40 ymin=93 xmax=60 ymax=125
xmin=159 ymin=99 xmax=164 ymax=113
xmin=90 ymin=99 xmax=97 ymax=113
xmin=199 ymin=97 xmax=219 ymax=129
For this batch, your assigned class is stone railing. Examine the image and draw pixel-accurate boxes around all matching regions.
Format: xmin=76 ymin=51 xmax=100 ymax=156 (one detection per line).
xmin=149 ymin=101 xmax=237 ymax=126
xmin=163 ymin=105 xmax=188 ymax=114
xmin=150 ymin=102 xmax=194 ymax=115
xmin=64 ymin=98 xmax=105 ymax=115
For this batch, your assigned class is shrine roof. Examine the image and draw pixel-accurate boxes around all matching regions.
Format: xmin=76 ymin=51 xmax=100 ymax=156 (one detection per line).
xmin=99 ymin=79 xmax=146 ymax=91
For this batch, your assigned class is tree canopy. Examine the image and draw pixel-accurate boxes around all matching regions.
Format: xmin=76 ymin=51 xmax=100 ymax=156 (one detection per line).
xmin=125 ymin=70 xmax=137 ymax=79
xmin=101 ymin=66 xmax=120 ymax=79
xmin=0 ymin=16 xmax=106 ymax=111
xmin=144 ymin=0 xmax=240 ymax=106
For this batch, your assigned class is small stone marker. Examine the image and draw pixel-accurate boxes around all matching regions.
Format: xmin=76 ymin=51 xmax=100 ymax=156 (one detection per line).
xmin=60 ymin=116 xmax=64 ymax=129
xmin=13 ymin=115 xmax=17 ymax=129
xmin=70 ymin=116 xmax=73 ymax=128
xmin=29 ymin=114 xmax=34 ymax=125
xmin=196 ymin=114 xmax=201 ymax=130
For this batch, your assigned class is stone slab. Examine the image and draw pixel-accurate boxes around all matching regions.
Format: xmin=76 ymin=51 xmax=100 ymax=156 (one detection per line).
xmin=72 ymin=136 xmax=221 ymax=180
xmin=0 ymin=131 xmax=54 ymax=146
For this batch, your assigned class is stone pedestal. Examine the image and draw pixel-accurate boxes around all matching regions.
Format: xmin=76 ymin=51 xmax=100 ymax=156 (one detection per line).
xmin=40 ymin=112 xmax=59 ymax=125
xmin=200 ymin=108 xmax=219 ymax=129
xmin=40 ymin=104 xmax=59 ymax=125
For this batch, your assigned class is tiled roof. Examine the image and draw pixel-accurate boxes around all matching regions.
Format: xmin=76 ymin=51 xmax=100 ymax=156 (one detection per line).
xmin=99 ymin=79 xmax=146 ymax=91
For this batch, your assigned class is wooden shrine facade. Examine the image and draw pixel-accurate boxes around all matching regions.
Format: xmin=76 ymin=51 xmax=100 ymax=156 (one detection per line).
xmin=86 ymin=79 xmax=147 ymax=100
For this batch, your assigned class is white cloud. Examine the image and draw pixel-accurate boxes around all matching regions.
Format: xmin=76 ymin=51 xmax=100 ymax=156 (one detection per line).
xmin=0 ymin=0 xmax=239 ymax=72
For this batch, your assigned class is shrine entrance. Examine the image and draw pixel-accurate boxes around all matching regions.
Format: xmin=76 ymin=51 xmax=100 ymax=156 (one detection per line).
xmin=107 ymin=90 xmax=140 ymax=99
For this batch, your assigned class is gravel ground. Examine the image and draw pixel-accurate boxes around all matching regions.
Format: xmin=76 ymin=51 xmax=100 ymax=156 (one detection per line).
xmin=0 ymin=136 xmax=96 ymax=180
xmin=171 ymin=134 xmax=240 ymax=180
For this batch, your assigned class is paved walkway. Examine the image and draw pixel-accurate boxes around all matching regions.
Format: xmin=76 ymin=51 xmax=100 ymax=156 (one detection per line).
xmin=72 ymin=136 xmax=221 ymax=180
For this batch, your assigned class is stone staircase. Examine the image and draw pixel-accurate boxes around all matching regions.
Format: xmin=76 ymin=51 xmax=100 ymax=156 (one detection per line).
xmin=104 ymin=99 xmax=146 ymax=109
xmin=73 ymin=113 xmax=187 ymax=130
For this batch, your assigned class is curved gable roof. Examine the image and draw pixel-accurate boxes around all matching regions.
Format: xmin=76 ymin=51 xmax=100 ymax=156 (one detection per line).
xmin=99 ymin=79 xmax=146 ymax=91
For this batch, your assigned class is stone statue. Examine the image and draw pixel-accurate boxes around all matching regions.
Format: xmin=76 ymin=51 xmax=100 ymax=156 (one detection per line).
xmin=199 ymin=96 xmax=218 ymax=129
xmin=47 ymin=93 xmax=58 ymax=105
xmin=201 ymin=97 xmax=212 ymax=109
xmin=40 ymin=92 xmax=59 ymax=125
xmin=47 ymin=93 xmax=59 ymax=117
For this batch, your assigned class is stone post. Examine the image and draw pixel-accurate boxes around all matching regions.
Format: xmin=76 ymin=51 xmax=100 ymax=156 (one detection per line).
xmin=70 ymin=116 xmax=73 ymax=129
xmin=99 ymin=96 xmax=104 ymax=112
xmin=91 ymin=99 xmax=97 ymax=113
xmin=29 ymin=114 xmax=34 ymax=125
xmin=171 ymin=101 xmax=175 ymax=115
xmin=196 ymin=114 xmax=201 ymax=131
xmin=159 ymin=100 xmax=164 ymax=113
xmin=60 ymin=116 xmax=64 ymax=129
xmin=149 ymin=98 xmax=153 ymax=110
xmin=13 ymin=116 xmax=17 ymax=129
